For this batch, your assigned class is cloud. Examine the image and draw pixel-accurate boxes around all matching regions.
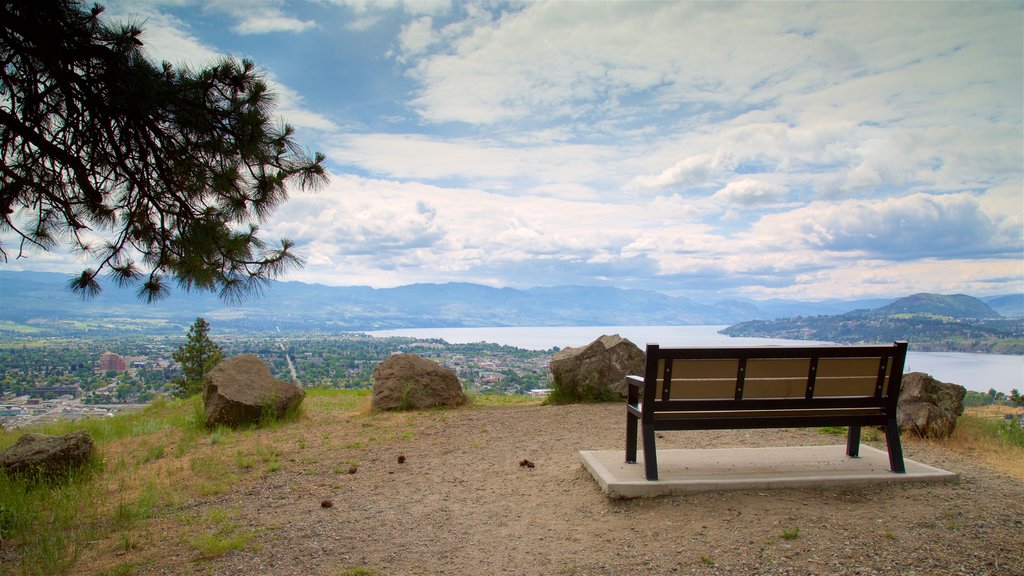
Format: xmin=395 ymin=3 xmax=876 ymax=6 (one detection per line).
xmin=747 ymin=192 xmax=1022 ymax=259
xmin=20 ymin=1 xmax=1021 ymax=302
xmin=628 ymin=154 xmax=724 ymax=190
xmin=202 ymin=0 xmax=316 ymax=34
xmin=325 ymin=133 xmax=621 ymax=192
xmin=399 ymin=16 xmax=436 ymax=57
xmin=107 ymin=1 xmax=335 ymax=133
xmin=269 ymin=81 xmax=339 ymax=131
xmin=712 ymin=179 xmax=789 ymax=207
xmin=336 ymin=0 xmax=451 ymax=17
xmin=105 ymin=3 xmax=222 ymax=67
xmin=232 ymin=14 xmax=317 ymax=35
xmin=739 ymin=258 xmax=1024 ymax=301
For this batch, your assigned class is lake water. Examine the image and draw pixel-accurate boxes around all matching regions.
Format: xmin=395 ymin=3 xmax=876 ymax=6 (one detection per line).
xmin=367 ymin=325 xmax=1023 ymax=395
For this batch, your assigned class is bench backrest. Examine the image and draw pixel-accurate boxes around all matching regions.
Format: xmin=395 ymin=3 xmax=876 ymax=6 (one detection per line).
xmin=641 ymin=342 xmax=908 ymax=411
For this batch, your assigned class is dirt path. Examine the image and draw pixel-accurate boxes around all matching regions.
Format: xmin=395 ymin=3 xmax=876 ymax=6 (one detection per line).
xmin=130 ymin=403 xmax=1023 ymax=576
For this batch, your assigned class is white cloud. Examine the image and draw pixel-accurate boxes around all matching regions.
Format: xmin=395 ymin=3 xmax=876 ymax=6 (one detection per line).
xmin=105 ymin=3 xmax=222 ymax=67
xmin=739 ymin=258 xmax=1024 ymax=301
xmin=232 ymin=14 xmax=317 ymax=35
xmin=202 ymin=0 xmax=317 ymax=34
xmin=325 ymin=133 xmax=621 ymax=192
xmin=629 ymin=154 xmax=723 ymax=191
xmin=712 ymin=179 xmax=789 ymax=207
xmin=399 ymin=16 xmax=436 ymax=57
xmin=107 ymin=1 xmax=335 ymax=133
xmin=746 ymin=192 xmax=1022 ymax=258
xmin=15 ymin=1 xmax=1021 ymax=302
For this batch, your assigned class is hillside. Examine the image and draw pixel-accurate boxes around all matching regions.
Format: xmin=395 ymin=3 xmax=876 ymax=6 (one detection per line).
xmin=722 ymin=293 xmax=1023 ymax=354
xmin=870 ymin=293 xmax=1000 ymax=318
xmin=984 ymin=293 xmax=1024 ymax=318
xmin=0 ymin=270 xmax=902 ymax=335
xmin=1 ymin=394 xmax=1021 ymax=575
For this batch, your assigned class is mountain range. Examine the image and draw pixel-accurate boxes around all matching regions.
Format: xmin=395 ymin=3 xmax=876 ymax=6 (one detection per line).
xmin=722 ymin=293 xmax=1022 ymax=353
xmin=0 ymin=270 xmax=1020 ymax=336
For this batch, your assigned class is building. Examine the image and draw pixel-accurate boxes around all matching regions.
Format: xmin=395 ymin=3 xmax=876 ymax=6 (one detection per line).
xmin=98 ymin=352 xmax=127 ymax=372
xmin=27 ymin=385 xmax=81 ymax=398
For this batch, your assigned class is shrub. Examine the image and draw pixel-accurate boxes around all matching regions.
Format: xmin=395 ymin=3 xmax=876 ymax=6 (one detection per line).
xmin=545 ymin=373 xmax=619 ymax=404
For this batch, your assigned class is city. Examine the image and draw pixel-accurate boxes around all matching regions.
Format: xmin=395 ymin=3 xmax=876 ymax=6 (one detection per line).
xmin=0 ymin=332 xmax=556 ymax=428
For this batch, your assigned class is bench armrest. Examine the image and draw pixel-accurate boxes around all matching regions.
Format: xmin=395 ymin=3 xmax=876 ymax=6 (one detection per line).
xmin=626 ymin=375 xmax=644 ymax=405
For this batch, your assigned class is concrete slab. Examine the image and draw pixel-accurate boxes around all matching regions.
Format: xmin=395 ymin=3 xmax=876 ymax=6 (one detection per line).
xmin=580 ymin=445 xmax=957 ymax=499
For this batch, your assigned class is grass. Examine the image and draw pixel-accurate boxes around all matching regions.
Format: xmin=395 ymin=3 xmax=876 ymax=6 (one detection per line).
xmin=934 ymin=407 xmax=1024 ymax=479
xmin=544 ymin=377 xmax=620 ymax=404
xmin=781 ymin=527 xmax=800 ymax=540
xmin=1 ymin=391 xmax=1020 ymax=574
xmin=187 ymin=508 xmax=255 ymax=559
xmin=473 ymin=393 xmax=542 ymax=407
xmin=817 ymin=425 xmax=881 ymax=442
xmin=0 ymin=320 xmax=42 ymax=334
xmin=0 ymin=389 xmax=387 ymax=575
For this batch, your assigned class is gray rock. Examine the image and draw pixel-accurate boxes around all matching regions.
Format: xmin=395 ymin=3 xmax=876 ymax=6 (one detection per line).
xmin=372 ymin=353 xmax=466 ymax=411
xmin=203 ymin=354 xmax=305 ymax=428
xmin=549 ymin=334 xmax=645 ymax=400
xmin=0 ymin=429 xmax=94 ymax=478
xmin=898 ymin=372 xmax=966 ymax=438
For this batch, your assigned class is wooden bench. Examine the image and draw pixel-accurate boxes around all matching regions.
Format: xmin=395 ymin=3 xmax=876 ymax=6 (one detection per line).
xmin=625 ymin=341 xmax=908 ymax=480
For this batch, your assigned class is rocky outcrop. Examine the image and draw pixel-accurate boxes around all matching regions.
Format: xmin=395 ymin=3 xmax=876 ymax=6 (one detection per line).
xmin=898 ymin=372 xmax=966 ymax=438
xmin=203 ymin=354 xmax=305 ymax=428
xmin=0 ymin=430 xmax=95 ymax=478
xmin=372 ymin=353 xmax=465 ymax=411
xmin=549 ymin=334 xmax=645 ymax=401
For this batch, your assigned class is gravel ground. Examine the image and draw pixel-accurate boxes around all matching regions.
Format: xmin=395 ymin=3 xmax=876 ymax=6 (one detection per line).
xmin=112 ymin=403 xmax=1024 ymax=575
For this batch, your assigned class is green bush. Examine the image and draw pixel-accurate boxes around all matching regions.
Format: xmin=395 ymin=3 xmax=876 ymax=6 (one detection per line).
xmin=545 ymin=373 xmax=620 ymax=404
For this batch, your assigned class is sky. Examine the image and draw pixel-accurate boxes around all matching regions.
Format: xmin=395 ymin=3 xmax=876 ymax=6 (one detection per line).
xmin=10 ymin=0 xmax=1024 ymax=301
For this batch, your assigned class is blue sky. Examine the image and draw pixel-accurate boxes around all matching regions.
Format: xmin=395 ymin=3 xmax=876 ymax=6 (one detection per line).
xmin=12 ymin=1 xmax=1024 ymax=300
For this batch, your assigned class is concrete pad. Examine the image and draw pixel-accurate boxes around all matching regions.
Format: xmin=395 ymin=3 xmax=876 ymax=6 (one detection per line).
xmin=580 ymin=445 xmax=957 ymax=499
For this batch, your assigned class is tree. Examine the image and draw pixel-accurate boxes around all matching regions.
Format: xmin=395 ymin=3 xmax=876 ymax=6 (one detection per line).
xmin=1 ymin=1 xmax=327 ymax=302
xmin=172 ymin=317 xmax=222 ymax=397
xmin=1010 ymin=389 xmax=1022 ymax=406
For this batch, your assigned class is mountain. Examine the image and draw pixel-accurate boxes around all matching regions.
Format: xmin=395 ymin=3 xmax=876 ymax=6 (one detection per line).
xmin=2 ymin=271 xmax=1019 ymax=340
xmin=869 ymin=293 xmax=1001 ymax=318
xmin=722 ymin=293 xmax=1023 ymax=354
xmin=983 ymin=294 xmax=1024 ymax=318
xmin=0 ymin=271 xmax=765 ymax=332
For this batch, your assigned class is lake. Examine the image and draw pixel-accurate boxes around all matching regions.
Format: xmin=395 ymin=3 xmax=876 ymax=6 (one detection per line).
xmin=367 ymin=325 xmax=1023 ymax=395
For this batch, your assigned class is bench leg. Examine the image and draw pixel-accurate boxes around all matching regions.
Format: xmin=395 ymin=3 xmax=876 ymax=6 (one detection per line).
xmin=642 ymin=424 xmax=658 ymax=480
xmin=846 ymin=425 xmax=861 ymax=458
xmin=625 ymin=411 xmax=639 ymax=463
xmin=885 ymin=419 xmax=906 ymax=473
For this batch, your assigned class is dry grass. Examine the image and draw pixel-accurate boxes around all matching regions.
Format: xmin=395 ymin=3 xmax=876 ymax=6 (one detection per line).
xmin=928 ymin=405 xmax=1024 ymax=480
xmin=1 ymin=393 xmax=1021 ymax=575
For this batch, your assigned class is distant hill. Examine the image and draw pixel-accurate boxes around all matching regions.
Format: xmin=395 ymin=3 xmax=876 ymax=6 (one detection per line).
xmin=2 ymin=271 xmax=1020 ymax=344
xmin=0 ymin=271 xmax=790 ymax=334
xmin=722 ymin=293 xmax=1023 ymax=354
xmin=983 ymin=294 xmax=1024 ymax=318
xmin=870 ymin=293 xmax=1000 ymax=318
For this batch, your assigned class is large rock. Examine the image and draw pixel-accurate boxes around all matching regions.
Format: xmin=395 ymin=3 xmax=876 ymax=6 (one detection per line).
xmin=0 ymin=430 xmax=94 ymax=479
xmin=549 ymin=334 xmax=645 ymax=401
xmin=203 ymin=354 xmax=305 ymax=428
xmin=372 ymin=353 xmax=466 ymax=411
xmin=898 ymin=372 xmax=966 ymax=438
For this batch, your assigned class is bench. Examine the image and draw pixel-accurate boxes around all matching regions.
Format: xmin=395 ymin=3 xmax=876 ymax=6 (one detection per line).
xmin=625 ymin=341 xmax=908 ymax=480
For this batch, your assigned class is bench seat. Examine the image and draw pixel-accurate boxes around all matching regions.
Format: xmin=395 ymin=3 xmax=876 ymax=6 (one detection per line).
xmin=625 ymin=342 xmax=908 ymax=480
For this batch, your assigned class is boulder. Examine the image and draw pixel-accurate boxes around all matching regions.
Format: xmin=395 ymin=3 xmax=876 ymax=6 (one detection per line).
xmin=549 ymin=334 xmax=645 ymax=400
xmin=372 ymin=353 xmax=465 ymax=411
xmin=898 ymin=372 xmax=966 ymax=438
xmin=0 ymin=429 xmax=94 ymax=479
xmin=203 ymin=354 xmax=305 ymax=428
